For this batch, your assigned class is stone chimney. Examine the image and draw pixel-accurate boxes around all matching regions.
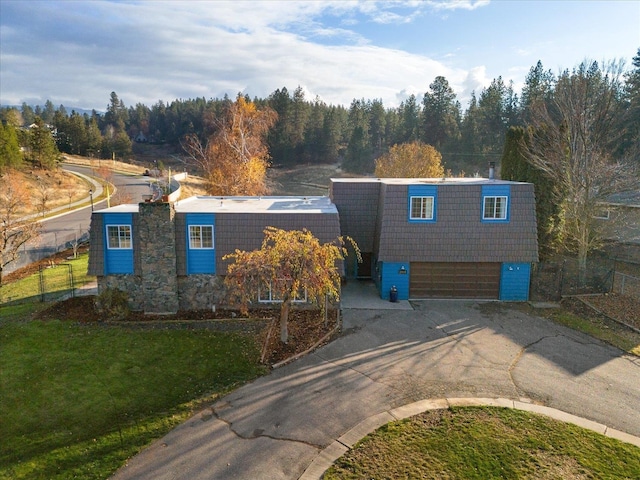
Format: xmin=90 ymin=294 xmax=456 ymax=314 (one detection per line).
xmin=138 ymin=202 xmax=179 ymax=314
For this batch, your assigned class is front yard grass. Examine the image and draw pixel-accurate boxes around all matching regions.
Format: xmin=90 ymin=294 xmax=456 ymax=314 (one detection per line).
xmin=0 ymin=318 xmax=267 ymax=479
xmin=325 ymin=406 xmax=640 ymax=479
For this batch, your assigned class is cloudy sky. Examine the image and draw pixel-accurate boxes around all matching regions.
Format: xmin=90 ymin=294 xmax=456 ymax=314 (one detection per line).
xmin=1 ymin=0 xmax=638 ymax=111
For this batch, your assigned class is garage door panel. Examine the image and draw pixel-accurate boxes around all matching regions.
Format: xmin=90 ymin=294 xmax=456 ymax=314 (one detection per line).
xmin=410 ymin=262 xmax=500 ymax=299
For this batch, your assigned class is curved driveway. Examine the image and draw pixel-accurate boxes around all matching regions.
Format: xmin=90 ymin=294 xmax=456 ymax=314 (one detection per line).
xmin=112 ymin=287 xmax=640 ymax=480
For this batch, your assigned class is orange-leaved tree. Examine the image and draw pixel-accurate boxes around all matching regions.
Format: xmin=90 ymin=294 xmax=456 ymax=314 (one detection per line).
xmin=374 ymin=141 xmax=445 ymax=178
xmin=223 ymin=227 xmax=360 ymax=344
xmin=0 ymin=172 xmax=41 ymax=285
xmin=183 ymin=94 xmax=277 ymax=196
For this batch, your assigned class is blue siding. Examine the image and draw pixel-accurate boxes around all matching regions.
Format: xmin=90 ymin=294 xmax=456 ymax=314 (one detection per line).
xmin=481 ymin=185 xmax=511 ymax=223
xmin=500 ymin=263 xmax=531 ymax=301
xmin=408 ymin=185 xmax=437 ymax=223
xmin=186 ymin=213 xmax=216 ymax=274
xmin=379 ymin=262 xmax=410 ymax=300
xmin=104 ymin=213 xmax=133 ymax=274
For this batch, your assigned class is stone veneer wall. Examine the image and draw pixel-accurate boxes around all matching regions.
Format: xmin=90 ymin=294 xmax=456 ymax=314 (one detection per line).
xmin=98 ymin=275 xmax=144 ymax=311
xmin=138 ymin=202 xmax=179 ymax=314
xmin=177 ymin=275 xmax=227 ymax=311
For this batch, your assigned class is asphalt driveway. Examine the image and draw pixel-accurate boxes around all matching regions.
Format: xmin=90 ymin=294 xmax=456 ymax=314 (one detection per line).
xmin=111 ymin=288 xmax=640 ymax=480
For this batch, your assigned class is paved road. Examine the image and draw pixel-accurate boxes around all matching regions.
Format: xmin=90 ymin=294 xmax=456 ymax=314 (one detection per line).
xmin=111 ymin=288 xmax=640 ymax=480
xmin=5 ymin=164 xmax=153 ymax=275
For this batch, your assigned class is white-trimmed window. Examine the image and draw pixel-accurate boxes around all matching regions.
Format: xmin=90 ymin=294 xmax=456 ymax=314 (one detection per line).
xmin=410 ymin=196 xmax=435 ymax=220
xmin=189 ymin=225 xmax=214 ymax=249
xmin=106 ymin=225 xmax=132 ymax=249
xmin=259 ymin=281 xmax=308 ymax=303
xmin=483 ymin=196 xmax=508 ymax=220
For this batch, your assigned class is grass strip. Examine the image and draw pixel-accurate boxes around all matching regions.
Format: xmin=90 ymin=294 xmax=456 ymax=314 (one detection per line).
xmin=325 ymin=406 xmax=640 ymax=479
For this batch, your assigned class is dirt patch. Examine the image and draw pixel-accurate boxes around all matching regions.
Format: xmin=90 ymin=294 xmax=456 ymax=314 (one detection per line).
xmin=268 ymin=163 xmax=357 ymax=196
xmin=36 ymin=297 xmax=339 ymax=366
xmin=579 ymin=293 xmax=640 ymax=331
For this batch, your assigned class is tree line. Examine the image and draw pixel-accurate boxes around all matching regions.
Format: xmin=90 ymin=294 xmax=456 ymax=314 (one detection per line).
xmin=2 ymin=52 xmax=637 ymax=176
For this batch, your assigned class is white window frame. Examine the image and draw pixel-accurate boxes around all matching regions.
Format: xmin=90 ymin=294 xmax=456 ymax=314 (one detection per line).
xmin=106 ymin=225 xmax=132 ymax=249
xmin=258 ymin=280 xmax=308 ymax=304
xmin=483 ymin=196 xmax=508 ymax=220
xmin=410 ymin=196 xmax=435 ymax=220
xmin=189 ymin=225 xmax=214 ymax=249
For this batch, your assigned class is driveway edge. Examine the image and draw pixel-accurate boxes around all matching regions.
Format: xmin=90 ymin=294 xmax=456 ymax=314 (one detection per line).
xmin=299 ymin=396 xmax=640 ymax=480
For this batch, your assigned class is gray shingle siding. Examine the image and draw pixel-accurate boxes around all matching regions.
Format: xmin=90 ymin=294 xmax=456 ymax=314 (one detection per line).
xmin=330 ymin=181 xmax=380 ymax=252
xmin=376 ymin=183 xmax=538 ymax=263
xmin=87 ymin=213 xmax=104 ymax=276
xmin=215 ymin=212 xmax=342 ymax=273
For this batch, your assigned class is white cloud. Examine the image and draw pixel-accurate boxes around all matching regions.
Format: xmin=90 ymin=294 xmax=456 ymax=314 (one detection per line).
xmin=2 ymin=0 xmax=471 ymax=109
xmin=426 ymin=0 xmax=491 ymax=11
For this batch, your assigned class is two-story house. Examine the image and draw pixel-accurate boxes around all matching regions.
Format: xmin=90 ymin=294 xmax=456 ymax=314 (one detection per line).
xmin=88 ymin=177 xmax=538 ymax=313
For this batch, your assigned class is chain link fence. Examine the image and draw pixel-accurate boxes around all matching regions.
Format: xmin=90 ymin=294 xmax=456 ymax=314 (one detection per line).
xmin=1 ymin=260 xmax=92 ymax=306
xmin=530 ymin=254 xmax=616 ymax=301
xmin=612 ymin=272 xmax=640 ymax=301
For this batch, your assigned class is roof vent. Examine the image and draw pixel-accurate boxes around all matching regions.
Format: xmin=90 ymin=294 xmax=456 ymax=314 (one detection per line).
xmin=489 ymin=161 xmax=495 ymax=180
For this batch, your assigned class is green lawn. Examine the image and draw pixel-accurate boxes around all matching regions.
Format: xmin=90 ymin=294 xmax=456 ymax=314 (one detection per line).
xmin=0 ymin=318 xmax=267 ymax=479
xmin=325 ymin=406 xmax=640 ymax=479
xmin=0 ymin=253 xmax=94 ymax=305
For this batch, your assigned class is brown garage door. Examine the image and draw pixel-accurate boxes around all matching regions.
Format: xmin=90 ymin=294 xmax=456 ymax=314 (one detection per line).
xmin=410 ymin=262 xmax=501 ymax=299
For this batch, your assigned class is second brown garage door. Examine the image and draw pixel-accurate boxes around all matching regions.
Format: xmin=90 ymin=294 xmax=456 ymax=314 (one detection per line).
xmin=410 ymin=262 xmax=501 ymax=299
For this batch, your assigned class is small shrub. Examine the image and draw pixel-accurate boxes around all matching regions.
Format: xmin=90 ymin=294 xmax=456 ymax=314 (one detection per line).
xmin=95 ymin=287 xmax=130 ymax=321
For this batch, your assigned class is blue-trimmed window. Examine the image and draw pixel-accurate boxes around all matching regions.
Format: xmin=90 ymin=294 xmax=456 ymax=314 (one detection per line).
xmin=186 ymin=213 xmax=216 ymax=274
xmin=408 ymin=185 xmax=437 ymax=223
xmin=106 ymin=225 xmax=132 ymax=249
xmin=481 ymin=185 xmax=510 ymax=222
xmin=189 ymin=225 xmax=214 ymax=249
xmin=103 ymin=213 xmax=134 ymax=274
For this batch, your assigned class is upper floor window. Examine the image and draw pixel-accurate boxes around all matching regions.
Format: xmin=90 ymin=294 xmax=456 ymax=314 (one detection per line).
xmin=483 ymin=196 xmax=508 ymax=220
xmin=189 ymin=225 xmax=214 ymax=249
xmin=410 ymin=196 xmax=435 ymax=220
xmin=107 ymin=225 xmax=132 ymax=249
xmin=408 ymin=185 xmax=437 ymax=223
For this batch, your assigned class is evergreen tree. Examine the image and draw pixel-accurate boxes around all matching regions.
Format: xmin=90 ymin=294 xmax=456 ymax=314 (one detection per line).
xmin=28 ymin=117 xmax=60 ymax=169
xmin=397 ymin=94 xmax=420 ymax=143
xmin=501 ymin=126 xmax=562 ymax=258
xmin=458 ymin=92 xmax=482 ymax=172
xmin=368 ymin=99 xmax=387 ymax=159
xmin=520 ymin=61 xmax=555 ymax=123
xmin=343 ymin=99 xmax=372 ymax=173
xmin=621 ymin=48 xmax=640 ymax=161
xmin=267 ymin=87 xmax=294 ymax=165
xmin=21 ymin=103 xmax=35 ymax=126
xmin=0 ymin=123 xmax=23 ymax=171
xmin=477 ymin=77 xmax=509 ymax=159
xmin=421 ymin=76 xmax=461 ymax=151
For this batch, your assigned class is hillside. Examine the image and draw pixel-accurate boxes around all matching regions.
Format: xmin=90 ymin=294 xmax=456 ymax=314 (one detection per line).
xmin=2 ymin=168 xmax=91 ymax=217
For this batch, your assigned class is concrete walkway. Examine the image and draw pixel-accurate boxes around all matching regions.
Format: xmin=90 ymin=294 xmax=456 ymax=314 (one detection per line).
xmin=111 ymin=283 xmax=640 ymax=480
